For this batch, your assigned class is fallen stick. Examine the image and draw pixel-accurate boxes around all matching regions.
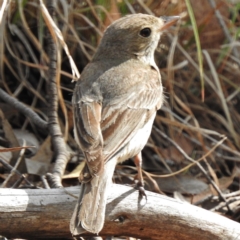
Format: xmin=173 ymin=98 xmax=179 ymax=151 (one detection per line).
xmin=0 ymin=184 xmax=240 ymax=239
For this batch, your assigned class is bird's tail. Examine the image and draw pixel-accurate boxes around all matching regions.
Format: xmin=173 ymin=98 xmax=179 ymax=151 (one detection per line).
xmin=70 ymin=157 xmax=117 ymax=235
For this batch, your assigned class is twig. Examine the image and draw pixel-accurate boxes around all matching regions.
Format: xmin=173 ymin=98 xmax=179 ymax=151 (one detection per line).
xmin=167 ymin=22 xmax=180 ymax=107
xmin=0 ymin=88 xmax=48 ymax=132
xmin=208 ymin=0 xmax=240 ymax=62
xmin=1 ymin=140 xmax=26 ymax=188
xmin=223 ymin=190 xmax=240 ymax=198
xmin=41 ymin=175 xmax=50 ymax=189
xmin=210 ymin=196 xmax=240 ymax=212
xmin=153 ymin=126 xmax=231 ymax=212
xmin=123 ymin=0 xmax=136 ymax=14
xmin=146 ymin=136 xmax=226 ymax=178
xmin=194 ymin=195 xmax=214 ymax=206
xmin=11 ymin=175 xmax=25 ymax=188
xmin=202 ymin=50 xmax=238 ymax=147
xmin=161 ymin=106 xmax=240 ymax=159
xmin=137 ymin=0 xmax=154 ymax=15
xmin=0 ymin=0 xmax=9 ymax=24
xmin=0 ymin=158 xmax=34 ymax=188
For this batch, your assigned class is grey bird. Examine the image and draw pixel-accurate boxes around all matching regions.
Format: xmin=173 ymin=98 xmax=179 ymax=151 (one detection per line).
xmin=70 ymin=13 xmax=179 ymax=236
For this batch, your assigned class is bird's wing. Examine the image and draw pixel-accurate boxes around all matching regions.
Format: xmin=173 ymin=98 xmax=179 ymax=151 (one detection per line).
xmin=73 ymin=91 xmax=104 ymax=177
xmin=72 ymin=61 xmax=163 ymax=176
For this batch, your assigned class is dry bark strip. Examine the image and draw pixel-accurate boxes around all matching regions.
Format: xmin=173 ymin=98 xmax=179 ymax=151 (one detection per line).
xmin=0 ymin=184 xmax=240 ymax=240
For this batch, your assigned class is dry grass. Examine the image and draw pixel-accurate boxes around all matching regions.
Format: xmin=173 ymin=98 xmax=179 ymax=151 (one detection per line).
xmin=0 ymin=0 xmax=240 ymax=236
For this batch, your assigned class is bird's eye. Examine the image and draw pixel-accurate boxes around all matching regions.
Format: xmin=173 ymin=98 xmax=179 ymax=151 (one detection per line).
xmin=139 ymin=28 xmax=151 ymax=37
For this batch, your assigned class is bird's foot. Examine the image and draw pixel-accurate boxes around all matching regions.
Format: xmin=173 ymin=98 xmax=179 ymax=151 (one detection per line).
xmin=134 ymin=178 xmax=147 ymax=200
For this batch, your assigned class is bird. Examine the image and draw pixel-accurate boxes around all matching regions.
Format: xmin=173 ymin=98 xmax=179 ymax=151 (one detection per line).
xmin=70 ymin=13 xmax=179 ymax=236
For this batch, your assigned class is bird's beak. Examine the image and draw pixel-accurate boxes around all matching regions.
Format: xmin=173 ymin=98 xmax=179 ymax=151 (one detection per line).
xmin=160 ymin=16 xmax=180 ymax=31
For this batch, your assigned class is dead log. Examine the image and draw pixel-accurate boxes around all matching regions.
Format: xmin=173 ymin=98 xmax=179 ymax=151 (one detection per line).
xmin=0 ymin=184 xmax=240 ymax=239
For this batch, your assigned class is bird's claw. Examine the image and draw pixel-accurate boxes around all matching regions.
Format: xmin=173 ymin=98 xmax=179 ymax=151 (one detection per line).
xmin=135 ymin=180 xmax=147 ymax=200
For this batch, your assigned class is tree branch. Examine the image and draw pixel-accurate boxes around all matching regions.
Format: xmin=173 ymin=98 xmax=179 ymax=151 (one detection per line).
xmin=0 ymin=184 xmax=240 ymax=239
xmin=0 ymin=88 xmax=48 ymax=132
xmin=45 ymin=1 xmax=70 ymax=187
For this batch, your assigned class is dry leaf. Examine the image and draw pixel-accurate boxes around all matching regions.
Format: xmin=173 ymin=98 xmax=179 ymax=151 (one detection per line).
xmin=62 ymin=161 xmax=85 ymax=179
xmin=31 ymin=136 xmax=52 ymax=163
xmin=160 ymin=135 xmax=194 ymax=164
xmin=148 ymin=175 xmax=208 ymax=195
xmin=25 ymin=136 xmax=53 ymax=176
xmin=0 ymin=109 xmax=27 ymax=173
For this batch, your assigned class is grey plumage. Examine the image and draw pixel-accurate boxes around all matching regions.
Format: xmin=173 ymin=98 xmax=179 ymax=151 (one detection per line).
xmin=70 ymin=13 xmax=178 ymax=235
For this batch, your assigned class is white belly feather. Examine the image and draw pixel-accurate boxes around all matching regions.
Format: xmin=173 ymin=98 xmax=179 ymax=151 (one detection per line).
xmin=116 ymin=113 xmax=156 ymax=163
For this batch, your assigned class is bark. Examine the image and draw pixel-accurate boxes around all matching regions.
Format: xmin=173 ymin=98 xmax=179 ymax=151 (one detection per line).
xmin=0 ymin=184 xmax=240 ymax=240
xmin=45 ymin=0 xmax=70 ymax=187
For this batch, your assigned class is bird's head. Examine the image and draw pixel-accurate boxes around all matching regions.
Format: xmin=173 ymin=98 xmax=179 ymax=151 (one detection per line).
xmin=94 ymin=14 xmax=179 ymax=64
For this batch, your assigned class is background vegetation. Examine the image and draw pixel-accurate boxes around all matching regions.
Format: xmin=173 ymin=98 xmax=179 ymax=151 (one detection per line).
xmin=0 ymin=0 xmax=240 ymax=238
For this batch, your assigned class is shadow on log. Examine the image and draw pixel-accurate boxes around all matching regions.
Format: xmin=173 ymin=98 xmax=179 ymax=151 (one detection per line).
xmin=0 ymin=184 xmax=240 ymax=239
